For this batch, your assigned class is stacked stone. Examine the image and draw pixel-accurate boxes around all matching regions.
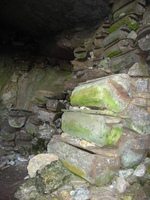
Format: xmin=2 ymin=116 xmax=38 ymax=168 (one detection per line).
xmin=104 ymin=0 xmax=147 ymax=73
xmin=48 ymin=72 xmax=150 ymax=186
xmin=66 ymin=0 xmax=149 ymax=94
xmin=0 ymin=90 xmax=67 ymax=156
xmin=0 ymin=109 xmax=33 ymax=154
xmin=65 ymin=20 xmax=111 ymax=92
xmin=137 ymin=3 xmax=150 ymax=73
xmin=31 ymin=90 xmax=66 ymax=138
xmin=48 ymin=0 xmax=150 ymax=187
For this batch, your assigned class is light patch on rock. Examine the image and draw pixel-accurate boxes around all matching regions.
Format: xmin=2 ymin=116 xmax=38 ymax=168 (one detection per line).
xmin=27 ymin=154 xmax=58 ymax=178
xmin=116 ymin=177 xmax=130 ymax=193
xmin=128 ymin=63 xmax=149 ymax=77
xmin=80 ymin=140 xmax=95 ymax=148
xmin=134 ymin=163 xmax=146 ymax=177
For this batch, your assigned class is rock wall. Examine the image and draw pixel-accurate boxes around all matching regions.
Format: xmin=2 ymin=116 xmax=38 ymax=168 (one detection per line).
xmin=1 ymin=0 xmax=150 ymax=199
xmin=0 ymin=53 xmax=71 ymax=157
xmin=47 ymin=0 xmax=150 ymax=198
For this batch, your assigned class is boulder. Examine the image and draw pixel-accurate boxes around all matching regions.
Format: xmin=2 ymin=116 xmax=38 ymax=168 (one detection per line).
xmin=72 ymin=59 xmax=93 ymax=72
xmin=47 ymin=138 xmax=120 ymax=186
xmin=110 ymin=49 xmax=146 ymax=73
xmin=128 ymin=63 xmax=149 ymax=77
xmin=62 ymin=111 xmax=123 ymax=147
xmin=104 ymin=39 xmax=134 ymax=58
xmin=35 ymin=160 xmax=71 ymax=194
xmin=31 ymin=105 xmax=62 ymax=123
xmin=27 ymin=153 xmax=58 ymax=178
xmin=103 ymin=26 xmax=131 ymax=48
xmin=46 ymin=99 xmax=65 ymax=112
xmin=111 ymin=0 xmax=145 ymax=14
xmin=74 ymin=47 xmax=87 ymax=60
xmin=35 ymin=123 xmax=56 ymax=139
xmin=113 ymin=0 xmax=145 ymax=20
xmin=8 ymin=116 xmax=26 ymax=128
xmin=118 ymin=129 xmax=150 ymax=168
xmin=70 ymin=74 xmax=132 ymax=112
xmin=109 ymin=14 xmax=139 ymax=34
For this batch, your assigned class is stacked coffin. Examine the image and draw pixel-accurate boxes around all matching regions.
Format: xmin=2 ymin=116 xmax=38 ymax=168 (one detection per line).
xmin=48 ymin=72 xmax=150 ymax=186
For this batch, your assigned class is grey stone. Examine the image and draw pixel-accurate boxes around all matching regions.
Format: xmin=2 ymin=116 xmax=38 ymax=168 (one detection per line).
xmin=62 ymin=111 xmax=123 ymax=147
xmin=70 ymin=186 xmax=89 ymax=200
xmin=35 ymin=160 xmax=71 ymax=194
xmin=113 ymin=0 xmax=145 ymax=20
xmin=110 ymin=49 xmax=146 ymax=73
xmin=46 ymin=99 xmax=65 ymax=112
xmin=128 ymin=63 xmax=149 ymax=77
xmin=104 ymin=39 xmax=134 ymax=58
xmin=134 ymin=164 xmax=146 ymax=177
xmin=25 ymin=119 xmax=39 ymax=135
xmin=103 ymin=26 xmax=131 ymax=48
xmin=116 ymin=177 xmax=129 ymax=193
xmin=118 ymin=130 xmax=150 ymax=168
xmin=74 ymin=47 xmax=87 ymax=60
xmin=138 ymin=33 xmax=150 ymax=52
xmin=8 ymin=116 xmax=26 ymax=128
xmin=109 ymin=14 xmax=139 ymax=34
xmin=72 ymin=59 xmax=93 ymax=72
xmin=27 ymin=153 xmax=58 ymax=178
xmin=35 ymin=123 xmax=56 ymax=139
xmin=119 ymin=169 xmax=134 ymax=179
xmin=127 ymin=30 xmax=137 ymax=41
xmin=124 ymin=103 xmax=150 ymax=134
xmin=32 ymin=105 xmax=62 ymax=123
xmin=70 ymin=74 xmax=132 ymax=113
xmin=47 ymin=138 xmax=120 ymax=186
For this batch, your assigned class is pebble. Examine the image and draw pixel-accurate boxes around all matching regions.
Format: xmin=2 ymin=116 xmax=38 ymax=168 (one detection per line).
xmin=119 ymin=169 xmax=134 ymax=178
xmin=134 ymin=164 xmax=146 ymax=177
xmin=24 ymin=175 xmax=30 ymax=180
xmin=17 ymin=156 xmax=28 ymax=162
xmin=70 ymin=186 xmax=89 ymax=200
xmin=116 ymin=177 xmax=129 ymax=193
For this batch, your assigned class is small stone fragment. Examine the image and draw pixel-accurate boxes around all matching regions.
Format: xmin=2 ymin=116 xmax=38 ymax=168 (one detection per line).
xmin=134 ymin=163 xmax=146 ymax=177
xmin=116 ymin=177 xmax=129 ymax=193
xmin=70 ymin=186 xmax=89 ymax=200
xmin=27 ymin=154 xmax=58 ymax=178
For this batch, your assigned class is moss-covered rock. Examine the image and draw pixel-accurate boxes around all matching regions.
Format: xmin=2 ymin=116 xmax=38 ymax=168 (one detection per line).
xmin=70 ymin=74 xmax=132 ymax=113
xmin=62 ymin=111 xmax=123 ymax=147
xmin=47 ymin=138 xmax=120 ymax=186
xmin=35 ymin=160 xmax=71 ymax=194
xmin=113 ymin=1 xmax=145 ymax=21
xmin=109 ymin=14 xmax=139 ymax=34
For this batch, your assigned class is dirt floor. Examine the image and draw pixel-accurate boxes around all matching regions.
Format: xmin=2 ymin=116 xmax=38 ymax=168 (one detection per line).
xmin=0 ymin=163 xmax=28 ymax=200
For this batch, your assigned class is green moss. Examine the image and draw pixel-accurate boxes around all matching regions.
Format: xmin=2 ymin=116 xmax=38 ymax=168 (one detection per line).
xmin=102 ymin=88 xmax=120 ymax=112
xmin=76 ymin=54 xmax=87 ymax=60
xmin=71 ymin=87 xmax=121 ymax=112
xmin=61 ymin=160 xmax=85 ymax=178
xmin=107 ymin=126 xmax=123 ymax=145
xmin=36 ymin=97 xmax=47 ymax=104
xmin=107 ymin=49 xmax=121 ymax=58
xmin=73 ymin=38 xmax=85 ymax=48
xmin=67 ymin=74 xmax=72 ymax=80
xmin=62 ymin=120 xmax=105 ymax=146
xmin=95 ymin=171 xmax=115 ymax=186
xmin=112 ymin=64 xmax=121 ymax=72
xmin=71 ymin=86 xmax=104 ymax=108
xmin=109 ymin=16 xmax=139 ymax=34
xmin=25 ymin=127 xmax=35 ymax=135
xmin=123 ymin=196 xmax=133 ymax=200
xmin=1 ymin=132 xmax=15 ymax=141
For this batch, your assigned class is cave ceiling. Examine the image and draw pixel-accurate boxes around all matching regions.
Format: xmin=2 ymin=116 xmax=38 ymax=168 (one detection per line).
xmin=0 ymin=0 xmax=109 ymax=37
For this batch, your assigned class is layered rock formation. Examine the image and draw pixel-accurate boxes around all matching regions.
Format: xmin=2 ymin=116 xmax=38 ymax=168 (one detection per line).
xmin=0 ymin=0 xmax=150 ymax=199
